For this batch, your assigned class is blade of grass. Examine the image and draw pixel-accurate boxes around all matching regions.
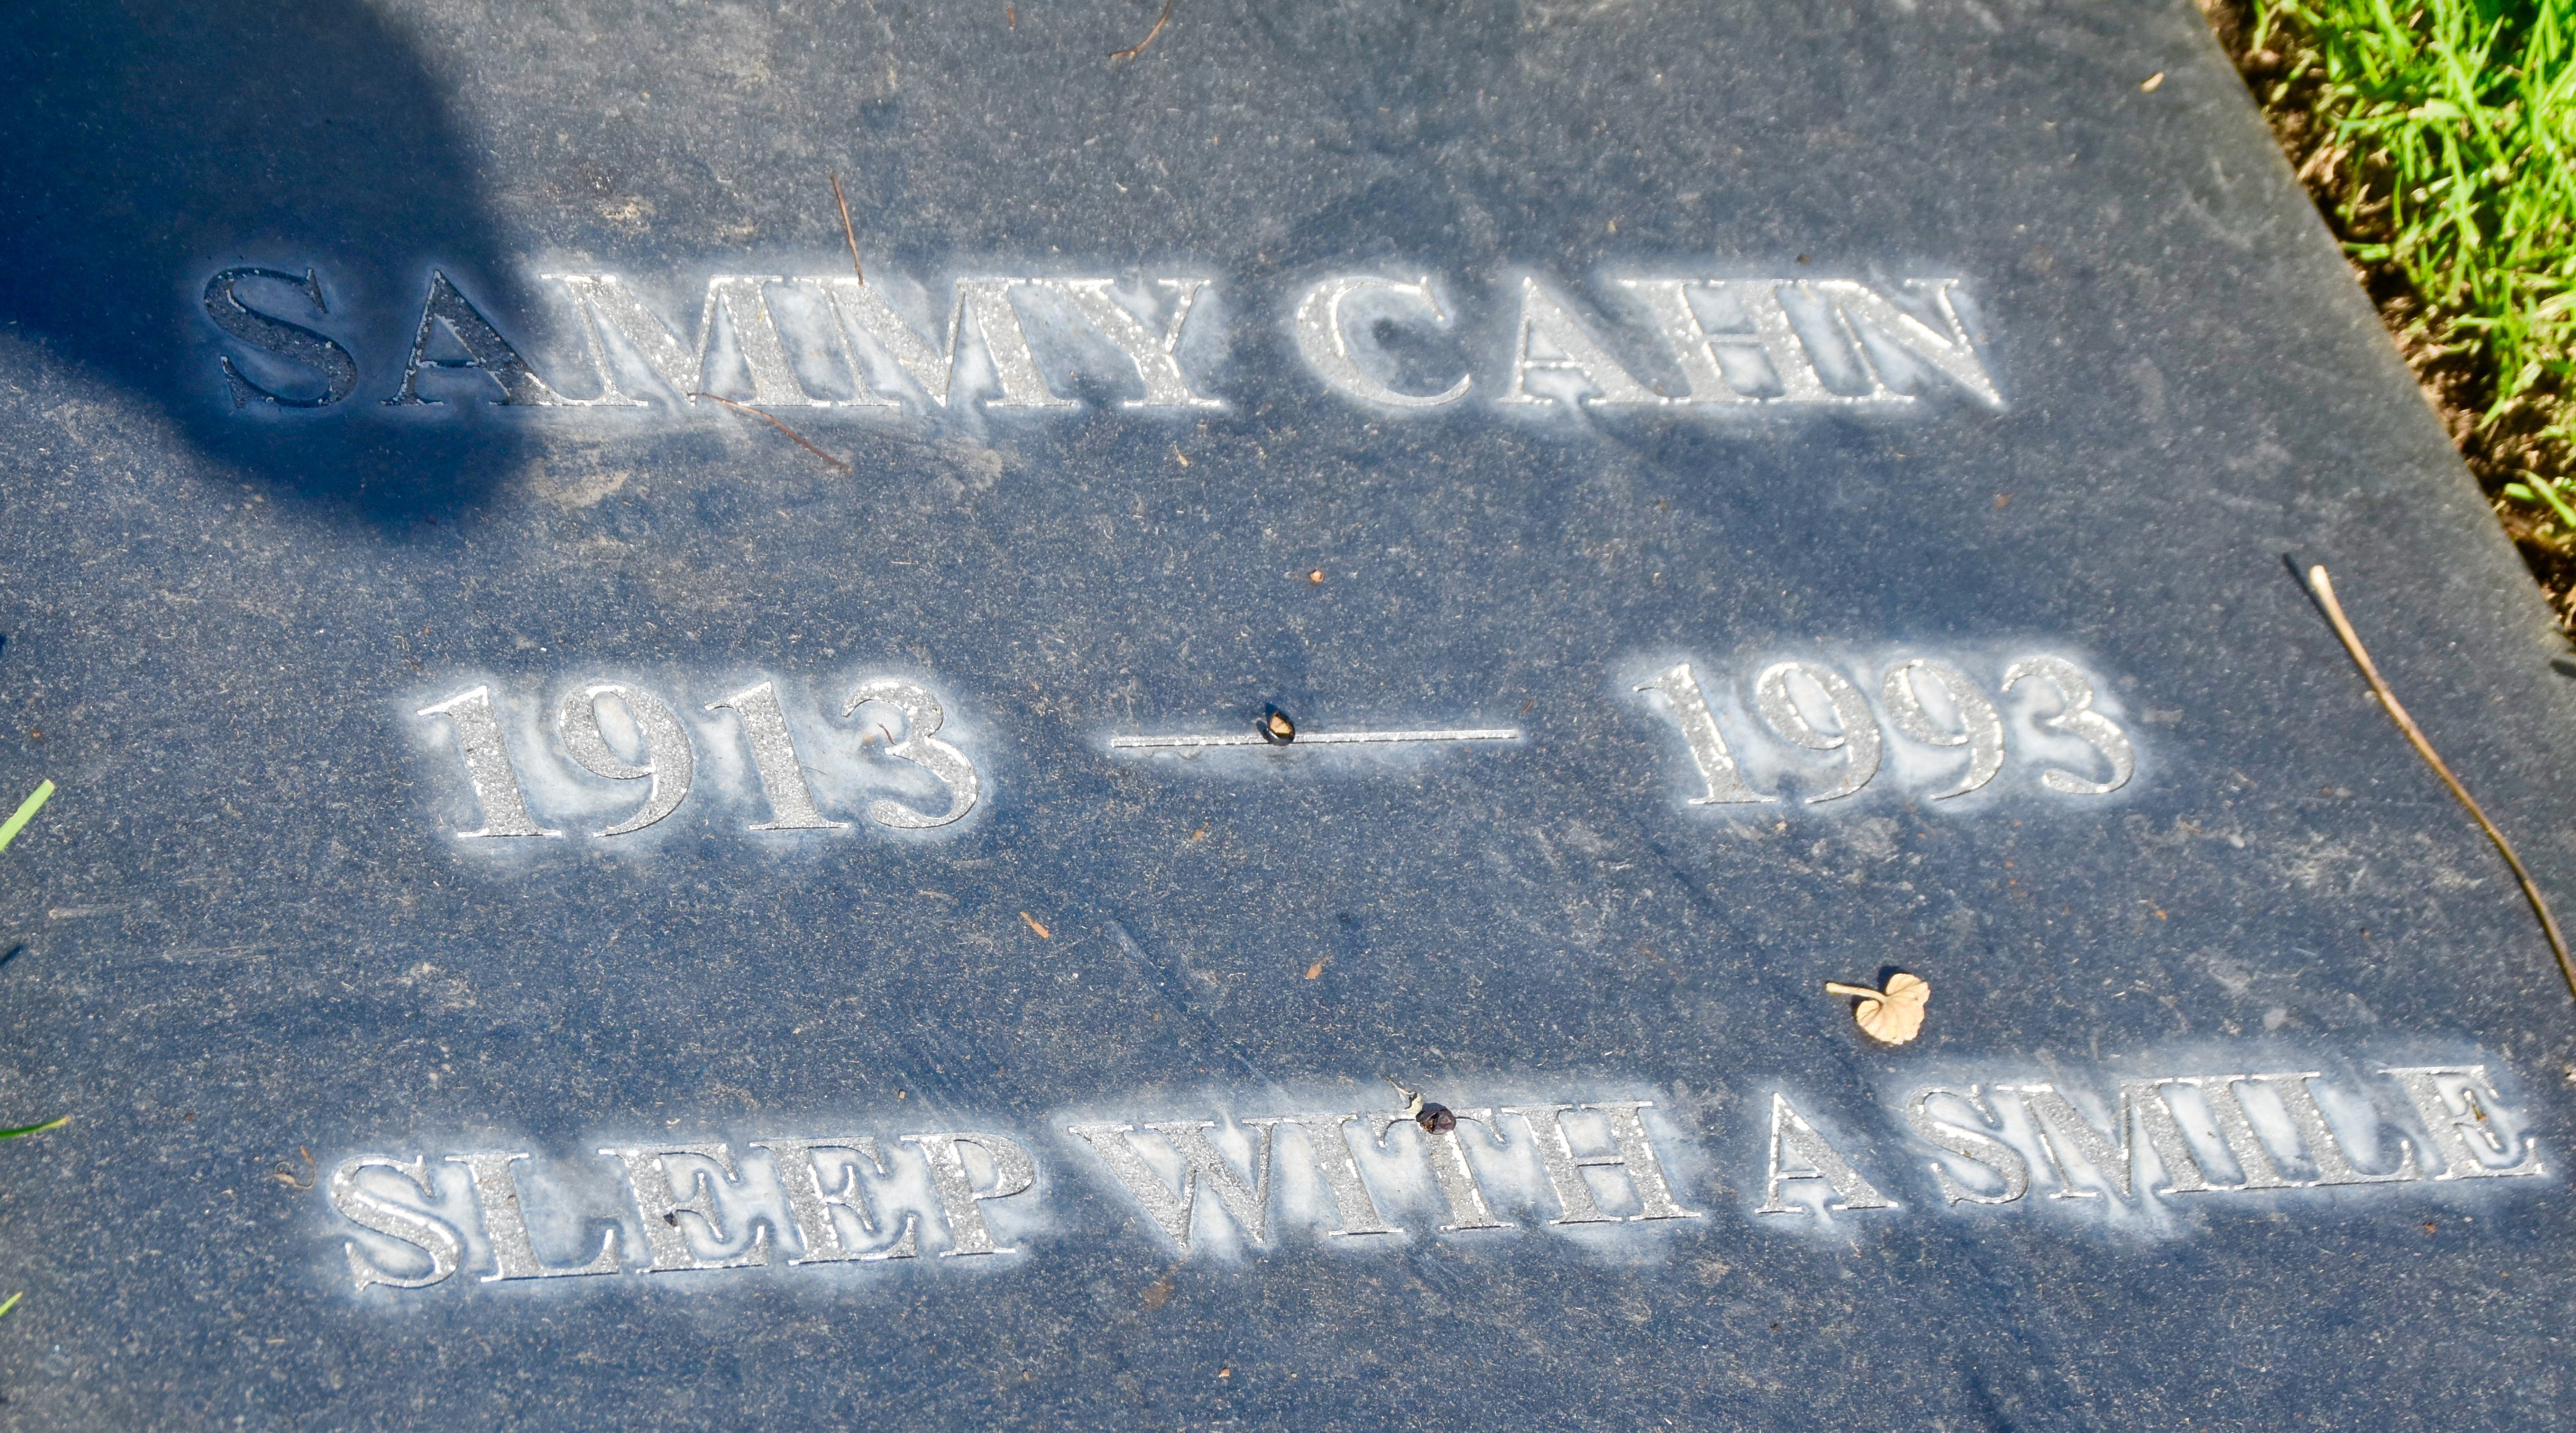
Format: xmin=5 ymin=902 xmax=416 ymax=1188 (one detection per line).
xmin=0 ymin=1116 xmax=67 ymax=1140
xmin=0 ymin=781 xmax=52 ymax=853
xmin=2511 ymin=476 xmax=2576 ymax=528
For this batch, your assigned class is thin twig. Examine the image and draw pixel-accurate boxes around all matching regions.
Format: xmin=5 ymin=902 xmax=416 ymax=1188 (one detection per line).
xmin=2305 ymin=563 xmax=2576 ymax=1001
xmin=1109 ymin=0 xmax=1174 ymax=60
xmin=690 ymin=393 xmax=853 ymax=473
xmin=830 ymin=172 xmax=863 ymax=286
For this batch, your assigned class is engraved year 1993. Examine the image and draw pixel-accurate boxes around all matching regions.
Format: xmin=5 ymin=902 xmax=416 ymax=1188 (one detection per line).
xmin=1637 ymin=652 xmax=2135 ymax=804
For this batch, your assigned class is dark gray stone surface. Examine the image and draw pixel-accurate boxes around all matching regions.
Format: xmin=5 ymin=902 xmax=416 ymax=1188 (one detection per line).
xmin=1 ymin=0 xmax=2572 ymax=1426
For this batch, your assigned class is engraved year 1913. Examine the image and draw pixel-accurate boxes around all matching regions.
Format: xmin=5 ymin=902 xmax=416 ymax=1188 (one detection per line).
xmin=415 ymin=675 xmax=980 ymax=840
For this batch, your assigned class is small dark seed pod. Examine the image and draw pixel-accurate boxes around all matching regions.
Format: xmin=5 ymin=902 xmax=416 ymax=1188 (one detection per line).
xmin=1260 ymin=705 xmax=1297 ymax=745
xmin=1416 ymin=1102 xmax=1456 ymax=1134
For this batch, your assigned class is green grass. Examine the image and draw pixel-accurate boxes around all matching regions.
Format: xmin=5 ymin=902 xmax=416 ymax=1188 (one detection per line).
xmin=2247 ymin=0 xmax=2576 ymax=520
xmin=0 ymin=785 xmax=63 ymax=1321
xmin=0 ymin=1121 xmax=63 ymax=1320
xmin=0 ymin=780 xmax=50 ymax=854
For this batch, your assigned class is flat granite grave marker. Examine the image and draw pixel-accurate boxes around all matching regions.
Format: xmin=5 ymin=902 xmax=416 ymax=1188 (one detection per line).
xmin=0 ymin=0 xmax=2572 ymax=1425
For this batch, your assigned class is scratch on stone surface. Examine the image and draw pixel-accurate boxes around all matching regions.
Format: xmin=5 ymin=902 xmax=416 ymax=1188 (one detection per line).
xmin=159 ymin=945 xmax=265 ymax=963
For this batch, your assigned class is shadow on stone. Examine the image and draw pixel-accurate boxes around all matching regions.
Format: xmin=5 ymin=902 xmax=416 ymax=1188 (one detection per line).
xmin=0 ymin=0 xmax=538 ymax=523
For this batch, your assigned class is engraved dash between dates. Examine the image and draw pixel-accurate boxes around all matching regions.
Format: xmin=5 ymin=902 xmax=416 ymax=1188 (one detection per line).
xmin=1107 ymin=727 xmax=1522 ymax=750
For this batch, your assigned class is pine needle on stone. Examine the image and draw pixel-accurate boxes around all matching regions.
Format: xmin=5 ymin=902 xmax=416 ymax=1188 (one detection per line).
xmin=831 ymin=171 xmax=864 ymax=286
xmin=1110 ymin=0 xmax=1173 ymax=61
xmin=690 ymin=392 xmax=853 ymax=473
xmin=2304 ymin=562 xmax=2576 ymax=1001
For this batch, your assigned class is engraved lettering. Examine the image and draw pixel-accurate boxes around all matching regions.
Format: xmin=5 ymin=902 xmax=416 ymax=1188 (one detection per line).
xmin=2380 ymin=1065 xmax=2543 ymax=1179
xmin=1636 ymin=662 xmax=1774 ymax=805
xmin=1879 ymin=658 xmax=2005 ymax=799
xmin=386 ymin=271 xmax=572 ymax=406
xmin=446 ymin=1152 xmax=620 ymax=1280
xmin=2012 ymin=1079 xmax=2241 ymax=1199
xmin=901 ymin=1132 xmax=1038 ymax=1256
xmin=844 ymin=677 xmax=980 ymax=829
xmin=807 ymin=276 xmax=946 ymax=408
xmin=1755 ymin=1092 xmax=1894 ymax=1214
xmin=540 ymin=273 xmax=820 ymax=408
xmin=808 ymin=274 xmax=1072 ymax=409
xmin=1497 ymin=276 xmax=1660 ymax=408
xmin=748 ymin=1137 xmax=918 ymax=1264
xmin=944 ymin=277 xmax=1076 ymax=409
xmin=1499 ymin=1101 xmax=1701 ymax=1223
xmin=1691 ymin=281 xmax=1836 ymax=402
xmin=2005 ymin=1083 xmax=2135 ymax=1200
xmin=200 ymin=264 xmax=2012 ymax=422
xmin=416 ymin=686 xmax=557 ymax=839
xmin=1617 ymin=278 xmax=1994 ymax=406
xmin=556 ymin=683 xmax=696 ymax=836
xmin=1806 ymin=278 xmax=2001 ymax=406
xmin=202 ymin=266 xmax=359 ymax=409
xmin=1753 ymin=661 xmax=1882 ymax=803
xmin=2127 ymin=1077 xmax=2234 ymax=1194
xmin=1065 ymin=1119 xmax=1275 ymax=1252
xmin=597 ymin=1143 xmax=771 ymax=1272
xmin=1288 ymin=274 xmax=1471 ymax=408
xmin=1613 ymin=279 xmax=1756 ymax=404
xmin=2188 ymin=1075 xmax=2300 ymax=1191
xmin=1037 ymin=278 xmax=1220 ymax=408
xmin=2002 ymin=656 xmax=2135 ymax=795
xmin=2254 ymin=1072 xmax=2419 ymax=1185
xmin=536 ymin=274 xmax=699 ymax=408
xmin=697 ymin=274 xmax=823 ymax=407
xmin=1364 ymin=1106 xmax=1509 ymax=1231
xmin=329 ymin=1154 xmax=466 ymax=1292
xmin=1900 ymin=1086 xmax=2029 ymax=1205
xmin=706 ymin=680 xmax=845 ymax=832
xmin=1933 ymin=1075 xmax=2407 ymax=1205
xmin=1241 ymin=1112 xmax=1397 ymax=1237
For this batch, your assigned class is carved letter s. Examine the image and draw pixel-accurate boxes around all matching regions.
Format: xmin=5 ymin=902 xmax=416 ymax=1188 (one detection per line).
xmin=327 ymin=1154 xmax=465 ymax=1292
xmin=202 ymin=267 xmax=359 ymax=409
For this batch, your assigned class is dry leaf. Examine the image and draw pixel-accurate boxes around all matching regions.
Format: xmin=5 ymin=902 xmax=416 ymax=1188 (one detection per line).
xmin=1824 ymin=973 xmax=1929 ymax=1044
